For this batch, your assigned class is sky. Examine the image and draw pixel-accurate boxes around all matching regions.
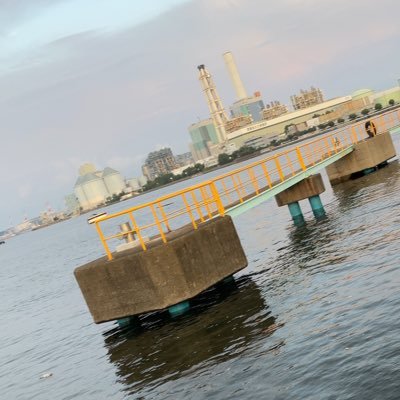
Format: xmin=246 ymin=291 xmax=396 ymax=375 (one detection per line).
xmin=1 ymin=0 xmax=399 ymax=229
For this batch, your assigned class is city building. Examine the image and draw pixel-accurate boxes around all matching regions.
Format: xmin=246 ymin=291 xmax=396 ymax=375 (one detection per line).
xmin=188 ymin=118 xmax=220 ymax=161
xmin=290 ymin=87 xmax=324 ymax=110
xmin=64 ymin=194 xmax=80 ymax=214
xmin=142 ymin=148 xmax=177 ymax=181
xmin=74 ymin=164 xmax=126 ymax=210
xmin=175 ymin=152 xmax=194 ymax=167
xmin=262 ymin=101 xmax=289 ymax=121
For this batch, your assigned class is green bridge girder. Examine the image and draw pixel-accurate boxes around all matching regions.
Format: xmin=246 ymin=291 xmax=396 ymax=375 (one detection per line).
xmin=226 ymin=146 xmax=354 ymax=218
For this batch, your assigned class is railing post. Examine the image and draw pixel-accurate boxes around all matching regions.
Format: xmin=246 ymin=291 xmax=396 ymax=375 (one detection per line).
xmin=296 ymin=147 xmax=307 ymax=171
xmin=157 ymin=201 xmax=171 ymax=232
xmin=181 ymin=193 xmax=198 ymax=229
xmin=247 ymin=168 xmax=259 ymax=194
xmin=351 ymin=126 xmax=358 ymax=143
xmin=191 ymin=190 xmax=205 ymax=222
xmin=210 ymin=181 xmax=225 ymax=216
xmin=261 ymin=163 xmax=272 ymax=188
xmin=150 ymin=204 xmax=167 ymax=243
xmin=95 ymin=222 xmax=113 ymax=261
xmin=128 ymin=212 xmax=147 ymax=251
xmin=220 ymin=179 xmax=233 ymax=205
xmin=274 ymin=155 xmax=285 ymax=182
xmin=200 ymin=186 xmax=213 ymax=218
xmin=231 ymin=175 xmax=243 ymax=203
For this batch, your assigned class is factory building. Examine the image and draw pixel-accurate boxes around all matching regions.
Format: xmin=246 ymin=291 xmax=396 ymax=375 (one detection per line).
xmin=142 ymin=148 xmax=177 ymax=181
xmin=188 ymin=119 xmax=220 ymax=161
xmin=226 ymin=95 xmax=353 ymax=148
xmin=197 ymin=65 xmax=228 ymax=143
xmin=191 ymin=51 xmax=399 ymax=161
xmin=230 ymin=94 xmax=265 ymax=122
xmin=262 ymin=101 xmax=289 ymax=121
xmin=222 ymin=51 xmax=265 ymax=123
xmin=74 ymin=164 xmax=126 ymax=210
xmin=290 ymin=87 xmax=324 ymax=110
xmin=64 ymin=194 xmax=80 ymax=214
xmin=372 ymin=86 xmax=400 ymax=106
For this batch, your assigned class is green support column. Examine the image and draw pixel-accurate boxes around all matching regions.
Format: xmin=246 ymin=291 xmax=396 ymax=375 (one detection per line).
xmin=308 ymin=195 xmax=325 ymax=219
xmin=288 ymin=202 xmax=305 ymax=226
xmin=117 ymin=316 xmax=139 ymax=329
xmin=168 ymin=300 xmax=190 ymax=317
xmin=363 ymin=167 xmax=376 ymax=175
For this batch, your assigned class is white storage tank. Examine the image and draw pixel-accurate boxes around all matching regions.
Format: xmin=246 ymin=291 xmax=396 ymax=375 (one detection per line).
xmin=102 ymin=167 xmax=126 ymax=196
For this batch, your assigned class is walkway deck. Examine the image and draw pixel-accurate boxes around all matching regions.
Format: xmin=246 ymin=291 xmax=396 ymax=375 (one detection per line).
xmin=90 ymin=108 xmax=400 ymax=260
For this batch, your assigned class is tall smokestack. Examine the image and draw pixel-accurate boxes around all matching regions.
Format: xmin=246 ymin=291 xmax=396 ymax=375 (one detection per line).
xmin=223 ymin=51 xmax=248 ymax=101
xmin=197 ymin=64 xmax=228 ymax=143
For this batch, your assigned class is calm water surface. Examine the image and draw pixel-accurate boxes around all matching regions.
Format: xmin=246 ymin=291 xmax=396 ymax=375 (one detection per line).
xmin=2 ymin=135 xmax=400 ymax=399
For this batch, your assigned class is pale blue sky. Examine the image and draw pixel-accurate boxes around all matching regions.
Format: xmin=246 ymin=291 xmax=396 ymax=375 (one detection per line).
xmin=1 ymin=0 xmax=189 ymax=72
xmin=0 ymin=0 xmax=399 ymax=229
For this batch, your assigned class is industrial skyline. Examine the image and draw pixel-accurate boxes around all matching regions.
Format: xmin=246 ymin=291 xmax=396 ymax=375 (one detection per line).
xmin=1 ymin=0 xmax=400 ymax=230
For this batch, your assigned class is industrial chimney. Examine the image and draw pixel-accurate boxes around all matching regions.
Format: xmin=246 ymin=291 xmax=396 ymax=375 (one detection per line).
xmin=197 ymin=64 xmax=228 ymax=143
xmin=223 ymin=51 xmax=248 ymax=101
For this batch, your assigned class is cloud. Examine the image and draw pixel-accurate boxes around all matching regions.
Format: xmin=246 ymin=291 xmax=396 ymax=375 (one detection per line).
xmin=17 ymin=183 xmax=33 ymax=199
xmin=1 ymin=0 xmax=400 ymax=226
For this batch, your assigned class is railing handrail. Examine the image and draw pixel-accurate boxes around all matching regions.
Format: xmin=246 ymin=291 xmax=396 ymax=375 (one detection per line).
xmin=91 ymin=107 xmax=400 ymax=260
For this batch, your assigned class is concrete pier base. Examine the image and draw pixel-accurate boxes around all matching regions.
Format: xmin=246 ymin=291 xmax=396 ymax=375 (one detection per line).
xmin=275 ymin=174 xmax=326 ymax=223
xmin=326 ymin=131 xmax=396 ymax=185
xmin=74 ymin=216 xmax=247 ymax=324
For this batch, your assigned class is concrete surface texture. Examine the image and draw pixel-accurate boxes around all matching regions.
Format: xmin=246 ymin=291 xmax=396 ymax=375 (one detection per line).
xmin=74 ymin=216 xmax=247 ymax=323
xmin=275 ymin=173 xmax=326 ymax=207
xmin=326 ymin=131 xmax=396 ymax=185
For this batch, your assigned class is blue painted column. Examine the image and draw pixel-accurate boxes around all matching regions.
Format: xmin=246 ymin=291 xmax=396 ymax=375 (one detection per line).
xmin=363 ymin=167 xmax=376 ymax=175
xmin=221 ymin=275 xmax=235 ymax=284
xmin=288 ymin=202 xmax=305 ymax=226
xmin=308 ymin=195 xmax=325 ymax=219
xmin=168 ymin=300 xmax=190 ymax=317
xmin=117 ymin=316 xmax=139 ymax=328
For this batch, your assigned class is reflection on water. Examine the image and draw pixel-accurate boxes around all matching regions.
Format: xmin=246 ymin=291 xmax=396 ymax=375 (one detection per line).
xmin=332 ymin=160 xmax=400 ymax=211
xmin=103 ymin=277 xmax=280 ymax=396
xmin=2 ymin=139 xmax=400 ymax=399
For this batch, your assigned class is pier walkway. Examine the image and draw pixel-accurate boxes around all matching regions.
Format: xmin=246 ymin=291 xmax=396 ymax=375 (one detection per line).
xmin=91 ymin=108 xmax=400 ymax=261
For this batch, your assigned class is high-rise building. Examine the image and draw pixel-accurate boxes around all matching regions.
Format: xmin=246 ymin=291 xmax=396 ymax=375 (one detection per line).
xmin=175 ymin=152 xmax=194 ymax=167
xmin=142 ymin=148 xmax=177 ymax=181
xmin=262 ymin=101 xmax=289 ymax=121
xmin=188 ymin=118 xmax=219 ymax=161
xmin=290 ymin=87 xmax=324 ymax=110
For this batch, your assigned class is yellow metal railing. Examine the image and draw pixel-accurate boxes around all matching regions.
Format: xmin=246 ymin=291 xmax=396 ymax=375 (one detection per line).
xmin=92 ymin=108 xmax=400 ymax=260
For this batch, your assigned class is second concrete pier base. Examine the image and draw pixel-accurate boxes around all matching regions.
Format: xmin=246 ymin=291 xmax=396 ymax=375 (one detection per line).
xmin=275 ymin=174 xmax=326 ymax=224
xmin=326 ymin=131 xmax=396 ymax=185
